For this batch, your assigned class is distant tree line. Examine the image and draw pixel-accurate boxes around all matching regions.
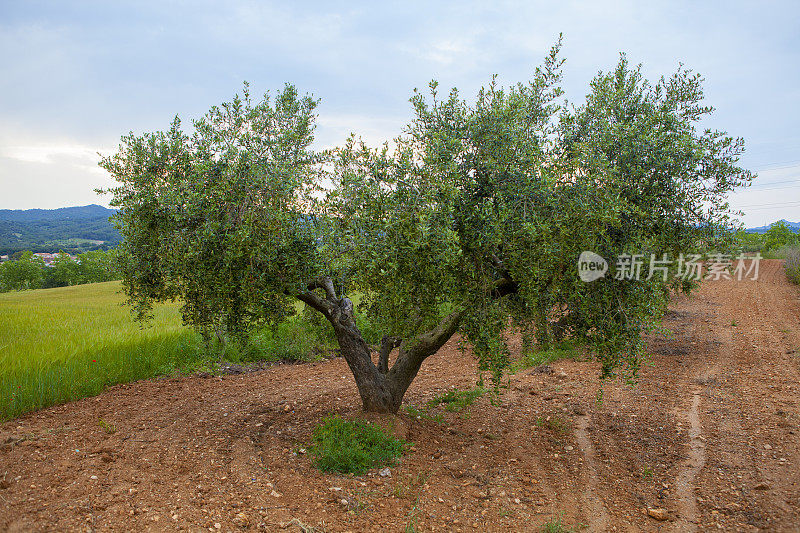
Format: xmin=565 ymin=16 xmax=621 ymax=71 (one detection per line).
xmin=0 ymin=249 xmax=120 ymax=292
xmin=735 ymin=221 xmax=799 ymax=255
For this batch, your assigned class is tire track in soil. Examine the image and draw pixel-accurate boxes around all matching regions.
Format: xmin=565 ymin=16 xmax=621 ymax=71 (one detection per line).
xmin=500 ymin=384 xmax=564 ymax=522
xmin=672 ymin=306 xmax=725 ymax=531
xmin=672 ymin=382 xmax=706 ymax=532
xmin=574 ymin=413 xmax=611 ymax=531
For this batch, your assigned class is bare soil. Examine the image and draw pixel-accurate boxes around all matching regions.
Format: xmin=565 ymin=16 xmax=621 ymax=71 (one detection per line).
xmin=1 ymin=259 xmax=799 ymax=532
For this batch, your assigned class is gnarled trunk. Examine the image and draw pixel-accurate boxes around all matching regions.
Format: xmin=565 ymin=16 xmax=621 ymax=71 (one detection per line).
xmin=296 ymin=277 xmax=465 ymax=413
xmin=330 ymin=304 xmax=464 ymax=413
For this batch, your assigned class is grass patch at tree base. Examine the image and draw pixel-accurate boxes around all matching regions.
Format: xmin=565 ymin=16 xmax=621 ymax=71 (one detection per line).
xmin=310 ymin=415 xmax=407 ymax=475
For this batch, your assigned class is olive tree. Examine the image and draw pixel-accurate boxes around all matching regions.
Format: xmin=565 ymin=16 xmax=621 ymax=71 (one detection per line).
xmin=101 ymin=44 xmax=752 ymax=413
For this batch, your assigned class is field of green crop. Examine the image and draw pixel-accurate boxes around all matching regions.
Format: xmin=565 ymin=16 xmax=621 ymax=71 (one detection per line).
xmin=0 ymin=281 xmax=207 ymax=419
xmin=0 ymin=281 xmax=383 ymax=420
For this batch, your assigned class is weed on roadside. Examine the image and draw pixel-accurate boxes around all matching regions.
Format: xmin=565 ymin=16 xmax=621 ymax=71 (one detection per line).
xmin=98 ymin=418 xmax=116 ymax=434
xmin=541 ymin=513 xmax=583 ymax=532
xmin=534 ymin=415 xmax=572 ymax=435
xmin=392 ymin=471 xmax=430 ymax=501
xmin=510 ymin=341 xmax=584 ymax=373
xmin=426 ymin=386 xmax=486 ymax=412
xmin=404 ymin=405 xmax=444 ymax=424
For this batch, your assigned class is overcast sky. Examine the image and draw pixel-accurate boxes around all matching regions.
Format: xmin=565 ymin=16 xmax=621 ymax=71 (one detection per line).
xmin=1 ymin=1 xmax=798 ymax=226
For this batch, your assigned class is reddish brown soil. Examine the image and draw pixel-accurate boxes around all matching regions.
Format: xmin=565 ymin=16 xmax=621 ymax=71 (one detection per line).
xmin=1 ymin=259 xmax=799 ymax=532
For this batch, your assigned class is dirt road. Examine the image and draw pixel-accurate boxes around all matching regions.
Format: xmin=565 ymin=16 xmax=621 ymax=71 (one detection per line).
xmin=1 ymin=259 xmax=798 ymax=532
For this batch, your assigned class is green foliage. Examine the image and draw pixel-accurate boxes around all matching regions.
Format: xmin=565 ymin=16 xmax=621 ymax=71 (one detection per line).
xmin=246 ymin=313 xmax=335 ymax=362
xmin=541 ymin=514 xmax=582 ymax=533
xmin=309 ymin=415 xmax=407 ymax=475
xmin=734 ymin=230 xmax=764 ymax=254
xmin=535 ymin=414 xmax=572 ymax=434
xmin=403 ymin=404 xmax=444 ymax=423
xmin=764 ymin=221 xmax=798 ymax=252
xmin=333 ymin=42 xmax=751 ymax=383
xmin=44 ymin=253 xmax=82 ymax=288
xmin=0 ymin=249 xmax=120 ymax=293
xmin=99 ymin=83 xmax=324 ymax=342
xmin=101 ymin=40 xmax=753 ymax=409
xmin=98 ymin=418 xmax=117 ymax=434
xmin=0 ymin=251 xmax=44 ymax=291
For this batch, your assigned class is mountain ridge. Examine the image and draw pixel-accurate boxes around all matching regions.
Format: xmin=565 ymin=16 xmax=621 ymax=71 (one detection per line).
xmin=0 ymin=204 xmax=120 ymax=256
xmin=744 ymin=219 xmax=800 ymax=234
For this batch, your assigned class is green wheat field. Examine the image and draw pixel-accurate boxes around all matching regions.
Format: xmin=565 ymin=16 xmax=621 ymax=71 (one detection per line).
xmin=0 ymin=281 xmax=206 ymax=420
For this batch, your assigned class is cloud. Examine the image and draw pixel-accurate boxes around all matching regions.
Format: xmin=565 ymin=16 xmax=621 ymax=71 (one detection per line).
xmin=0 ymin=0 xmax=798 ymax=224
xmin=1 ymin=143 xmax=102 ymax=167
xmin=316 ymin=113 xmax=407 ymax=149
xmin=727 ymin=164 xmax=800 ymax=226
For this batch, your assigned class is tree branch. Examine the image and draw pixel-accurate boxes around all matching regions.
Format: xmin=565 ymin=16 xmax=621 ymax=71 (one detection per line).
xmin=307 ymin=276 xmax=338 ymax=301
xmin=378 ymin=335 xmax=401 ymax=374
xmin=296 ymin=290 xmax=334 ymax=317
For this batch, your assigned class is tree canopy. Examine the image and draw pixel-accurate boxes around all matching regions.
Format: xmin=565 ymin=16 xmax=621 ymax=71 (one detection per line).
xmin=763 ymin=220 xmax=798 ymax=251
xmin=101 ymin=42 xmax=753 ymax=413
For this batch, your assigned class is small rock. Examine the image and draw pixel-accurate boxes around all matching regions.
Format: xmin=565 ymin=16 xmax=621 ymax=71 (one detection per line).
xmin=214 ymin=523 xmax=221 ymax=530
xmin=556 ymin=371 xmax=568 ymax=380
xmin=647 ymin=507 xmax=669 ymax=521
xmin=270 ymin=490 xmax=282 ymax=497
xmin=571 ymin=404 xmax=587 ymax=416
xmin=233 ymin=512 xmax=249 ymax=527
xmin=764 ymin=444 xmax=772 ymax=450
xmin=379 ymin=467 xmax=391 ymax=477
xmin=565 ymin=446 xmax=574 ymax=452
xmin=90 ymin=475 xmax=98 ymax=480
xmin=753 ymin=482 xmax=771 ymax=490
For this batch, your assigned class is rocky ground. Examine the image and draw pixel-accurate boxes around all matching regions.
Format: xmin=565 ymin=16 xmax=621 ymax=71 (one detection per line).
xmin=1 ymin=259 xmax=798 ymax=532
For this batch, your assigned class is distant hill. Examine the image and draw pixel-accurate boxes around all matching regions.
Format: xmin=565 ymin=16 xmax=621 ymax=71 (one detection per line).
xmin=745 ymin=219 xmax=800 ymax=234
xmin=0 ymin=204 xmax=120 ymax=256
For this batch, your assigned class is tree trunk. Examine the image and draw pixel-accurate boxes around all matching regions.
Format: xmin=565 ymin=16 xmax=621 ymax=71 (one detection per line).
xmin=296 ymin=279 xmax=465 ymax=413
xmin=331 ymin=321 xmax=399 ymax=412
xmin=297 ymin=276 xmax=507 ymax=413
xmin=327 ymin=304 xmax=463 ymax=413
